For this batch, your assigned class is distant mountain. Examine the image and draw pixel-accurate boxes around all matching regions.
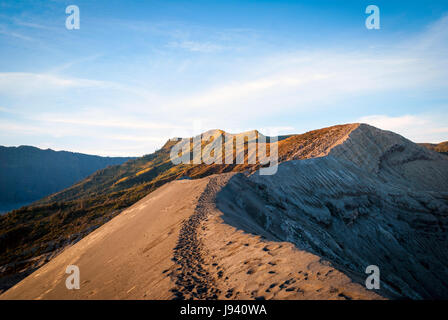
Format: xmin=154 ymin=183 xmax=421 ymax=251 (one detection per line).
xmin=0 ymin=146 xmax=133 ymax=214
xmin=419 ymin=141 xmax=448 ymax=154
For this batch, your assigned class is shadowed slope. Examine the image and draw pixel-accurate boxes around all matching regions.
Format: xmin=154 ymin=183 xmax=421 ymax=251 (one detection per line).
xmin=218 ymin=125 xmax=448 ymax=299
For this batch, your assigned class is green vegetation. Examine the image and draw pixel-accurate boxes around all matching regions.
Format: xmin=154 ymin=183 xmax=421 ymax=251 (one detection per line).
xmin=1 ymin=140 xmax=179 ymax=271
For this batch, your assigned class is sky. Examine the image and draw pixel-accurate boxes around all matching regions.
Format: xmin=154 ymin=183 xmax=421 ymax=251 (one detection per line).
xmin=0 ymin=0 xmax=447 ymax=156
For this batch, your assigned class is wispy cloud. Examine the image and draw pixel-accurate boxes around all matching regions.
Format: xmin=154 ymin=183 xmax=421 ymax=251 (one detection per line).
xmin=39 ymin=113 xmax=187 ymax=131
xmin=150 ymin=15 xmax=448 ymax=124
xmin=0 ymin=25 xmax=34 ymax=41
xmin=0 ymin=72 xmax=158 ymax=102
xmin=357 ymin=114 xmax=448 ymax=143
xmin=0 ymin=72 xmax=110 ymax=93
xmin=12 ymin=19 xmax=53 ymax=30
xmin=158 ymin=51 xmax=446 ymax=121
xmin=168 ymin=40 xmax=224 ymax=53
xmin=47 ymin=54 xmax=104 ymax=73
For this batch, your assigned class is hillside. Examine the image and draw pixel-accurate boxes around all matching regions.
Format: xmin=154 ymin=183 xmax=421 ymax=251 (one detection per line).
xmin=419 ymin=141 xmax=448 ymax=154
xmin=0 ymin=146 xmax=133 ymax=213
xmin=1 ymin=124 xmax=447 ymax=298
xmin=0 ymin=124 xmax=361 ymax=293
xmin=2 ymin=123 xmax=447 ymax=299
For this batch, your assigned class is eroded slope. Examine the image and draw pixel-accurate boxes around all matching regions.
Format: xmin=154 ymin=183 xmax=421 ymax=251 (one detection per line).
xmin=217 ymin=125 xmax=448 ymax=299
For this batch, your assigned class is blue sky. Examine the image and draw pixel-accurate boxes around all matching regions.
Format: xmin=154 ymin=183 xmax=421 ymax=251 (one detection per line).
xmin=0 ymin=0 xmax=447 ymax=156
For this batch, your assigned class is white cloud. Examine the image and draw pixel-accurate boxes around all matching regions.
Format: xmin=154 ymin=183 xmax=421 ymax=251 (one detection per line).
xmin=357 ymin=114 xmax=448 ymax=143
xmin=149 ymin=14 xmax=447 ymax=122
xmin=0 ymin=72 xmax=110 ymax=95
xmin=0 ymin=25 xmax=34 ymax=41
xmin=136 ymin=15 xmax=448 ymax=134
xmin=150 ymin=50 xmax=445 ymax=128
xmin=39 ymin=114 xmax=186 ymax=130
xmin=108 ymin=134 xmax=167 ymax=143
xmin=168 ymin=40 xmax=224 ymax=53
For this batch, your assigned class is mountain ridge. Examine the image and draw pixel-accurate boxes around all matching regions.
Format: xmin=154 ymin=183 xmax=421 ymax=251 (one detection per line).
xmin=1 ymin=123 xmax=447 ymax=298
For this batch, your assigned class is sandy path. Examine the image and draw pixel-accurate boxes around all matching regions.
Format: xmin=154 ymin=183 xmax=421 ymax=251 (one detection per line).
xmin=170 ymin=178 xmax=221 ymax=299
xmin=0 ymin=178 xmax=210 ymax=299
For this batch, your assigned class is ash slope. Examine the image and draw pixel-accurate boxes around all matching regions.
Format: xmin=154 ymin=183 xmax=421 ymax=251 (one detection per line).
xmin=220 ymin=124 xmax=448 ymax=299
